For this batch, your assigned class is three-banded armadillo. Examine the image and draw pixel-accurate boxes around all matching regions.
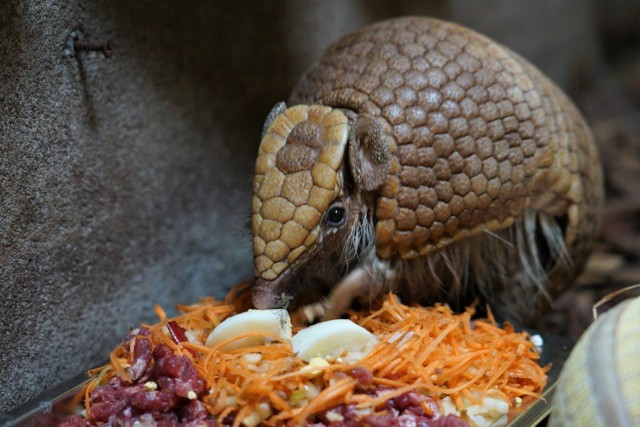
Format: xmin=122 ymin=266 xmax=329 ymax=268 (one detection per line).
xmin=250 ymin=17 xmax=603 ymax=325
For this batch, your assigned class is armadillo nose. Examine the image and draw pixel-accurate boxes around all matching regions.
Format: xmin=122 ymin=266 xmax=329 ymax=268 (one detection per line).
xmin=251 ymin=280 xmax=282 ymax=309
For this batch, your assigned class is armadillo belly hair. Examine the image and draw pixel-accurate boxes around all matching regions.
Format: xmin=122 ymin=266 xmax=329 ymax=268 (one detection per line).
xmin=339 ymin=208 xmax=571 ymax=324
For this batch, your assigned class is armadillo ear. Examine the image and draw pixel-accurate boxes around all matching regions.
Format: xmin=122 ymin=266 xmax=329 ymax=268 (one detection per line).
xmin=348 ymin=114 xmax=390 ymax=191
xmin=261 ymin=102 xmax=287 ymax=139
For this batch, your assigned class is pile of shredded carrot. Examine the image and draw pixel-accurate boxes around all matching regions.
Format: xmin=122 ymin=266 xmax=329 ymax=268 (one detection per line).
xmin=85 ymin=294 xmax=548 ymax=426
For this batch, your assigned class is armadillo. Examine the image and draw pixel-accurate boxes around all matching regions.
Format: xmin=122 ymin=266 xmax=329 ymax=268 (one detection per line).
xmin=250 ymin=17 xmax=603 ymax=324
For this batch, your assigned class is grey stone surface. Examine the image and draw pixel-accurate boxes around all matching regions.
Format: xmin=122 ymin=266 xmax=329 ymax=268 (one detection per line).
xmin=0 ymin=0 xmax=599 ymax=413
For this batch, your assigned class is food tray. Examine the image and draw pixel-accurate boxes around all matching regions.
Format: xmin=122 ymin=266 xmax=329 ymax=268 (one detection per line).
xmin=1 ymin=333 xmax=573 ymax=426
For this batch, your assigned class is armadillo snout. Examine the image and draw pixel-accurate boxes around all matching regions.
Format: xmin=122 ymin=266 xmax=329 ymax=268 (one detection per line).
xmin=252 ymin=278 xmax=290 ymax=309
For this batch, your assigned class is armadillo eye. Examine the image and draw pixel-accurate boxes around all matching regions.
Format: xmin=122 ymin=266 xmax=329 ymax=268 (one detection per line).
xmin=326 ymin=205 xmax=346 ymax=227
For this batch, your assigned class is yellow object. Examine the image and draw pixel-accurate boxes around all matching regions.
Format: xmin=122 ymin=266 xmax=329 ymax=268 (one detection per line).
xmin=550 ymin=296 xmax=640 ymax=426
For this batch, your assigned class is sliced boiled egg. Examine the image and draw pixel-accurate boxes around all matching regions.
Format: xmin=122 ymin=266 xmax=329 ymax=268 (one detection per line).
xmin=205 ymin=309 xmax=292 ymax=352
xmin=292 ymin=319 xmax=377 ymax=362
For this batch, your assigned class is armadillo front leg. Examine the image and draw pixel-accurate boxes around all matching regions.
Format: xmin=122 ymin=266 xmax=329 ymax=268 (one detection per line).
xmin=322 ymin=258 xmax=397 ymax=320
xmin=320 ymin=268 xmax=370 ymax=320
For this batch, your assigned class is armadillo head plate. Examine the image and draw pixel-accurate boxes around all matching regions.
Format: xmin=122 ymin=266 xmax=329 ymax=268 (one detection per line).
xmin=251 ymin=104 xmax=349 ymax=285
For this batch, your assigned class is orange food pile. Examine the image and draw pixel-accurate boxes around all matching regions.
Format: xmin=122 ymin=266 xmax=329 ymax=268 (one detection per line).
xmin=86 ymin=294 xmax=548 ymax=426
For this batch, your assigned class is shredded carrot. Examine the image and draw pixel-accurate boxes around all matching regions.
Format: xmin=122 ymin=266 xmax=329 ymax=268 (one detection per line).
xmin=83 ymin=293 xmax=549 ymax=426
xmin=153 ymin=304 xmax=167 ymax=322
xmin=290 ymin=377 xmax=356 ymax=425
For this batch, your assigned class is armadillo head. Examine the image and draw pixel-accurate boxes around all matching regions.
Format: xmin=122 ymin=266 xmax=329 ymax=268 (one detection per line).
xmin=251 ymin=103 xmax=391 ymax=309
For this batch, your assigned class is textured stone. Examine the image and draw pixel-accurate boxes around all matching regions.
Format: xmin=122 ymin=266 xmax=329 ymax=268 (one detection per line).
xmin=0 ymin=0 xmax=304 ymax=413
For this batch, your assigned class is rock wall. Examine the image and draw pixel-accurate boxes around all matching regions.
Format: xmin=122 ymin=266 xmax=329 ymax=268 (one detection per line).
xmin=0 ymin=0 xmax=598 ymax=413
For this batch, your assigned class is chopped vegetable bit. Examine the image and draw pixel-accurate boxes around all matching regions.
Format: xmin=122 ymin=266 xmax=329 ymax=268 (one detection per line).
xmin=325 ymin=410 xmax=344 ymax=422
xmin=143 ymin=381 xmax=157 ymax=391
xmin=530 ymin=334 xmax=544 ymax=347
xmin=289 ymin=388 xmax=307 ymax=405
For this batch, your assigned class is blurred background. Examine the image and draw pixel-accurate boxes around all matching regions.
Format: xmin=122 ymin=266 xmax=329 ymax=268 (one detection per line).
xmin=1 ymin=0 xmax=638 ymax=413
